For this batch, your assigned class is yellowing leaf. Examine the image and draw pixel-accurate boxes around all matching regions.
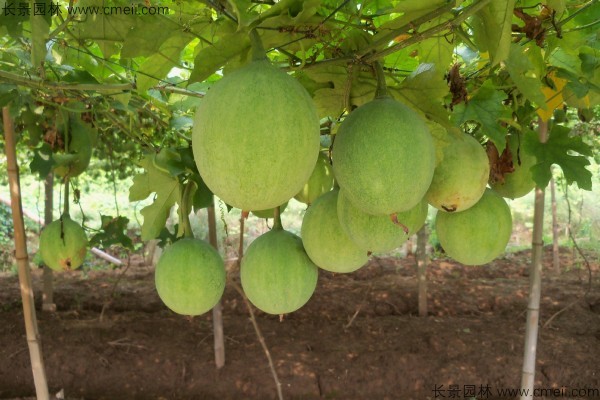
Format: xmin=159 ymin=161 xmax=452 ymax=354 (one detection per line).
xmin=536 ymin=72 xmax=567 ymax=121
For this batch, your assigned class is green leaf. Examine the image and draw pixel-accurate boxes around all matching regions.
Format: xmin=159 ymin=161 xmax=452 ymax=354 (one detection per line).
xmin=30 ymin=1 xmax=51 ymax=68
xmin=505 ymin=43 xmax=546 ymax=107
xmin=191 ymin=175 xmax=214 ymax=211
xmin=153 ymin=147 xmax=186 ymax=177
xmin=302 ymin=65 xmax=377 ymax=118
xmin=89 ymin=215 xmax=133 ymax=250
xmin=29 ymin=143 xmax=55 ymax=180
xmin=136 ymin=34 xmax=195 ymax=93
xmin=0 ymin=0 xmax=27 ymax=37
xmin=0 ymin=84 xmax=18 ymax=108
xmin=129 ymin=155 xmax=182 ymax=241
xmin=524 ymin=125 xmax=593 ymax=190
xmin=451 ymin=80 xmax=510 ymax=145
xmin=471 ymin=0 xmax=515 ymax=66
xmin=391 ymin=63 xmax=450 ymax=127
xmin=189 ymin=30 xmax=251 ymax=85
xmin=73 ymin=0 xmax=138 ymax=58
xmin=545 ymin=0 xmax=566 ymax=15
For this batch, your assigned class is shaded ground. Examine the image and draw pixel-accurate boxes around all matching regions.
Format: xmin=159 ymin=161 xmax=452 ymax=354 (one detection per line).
xmin=1 ymin=246 xmax=599 ymax=400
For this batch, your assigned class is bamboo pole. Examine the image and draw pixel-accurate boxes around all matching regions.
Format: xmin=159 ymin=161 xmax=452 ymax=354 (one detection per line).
xmin=42 ymin=173 xmax=55 ymax=312
xmin=520 ymin=118 xmax=549 ymax=400
xmin=416 ymin=226 xmax=429 ymax=317
xmin=2 ymin=106 xmax=50 ymax=400
xmin=550 ymin=173 xmax=560 ymax=273
xmin=207 ymin=201 xmax=225 ymax=369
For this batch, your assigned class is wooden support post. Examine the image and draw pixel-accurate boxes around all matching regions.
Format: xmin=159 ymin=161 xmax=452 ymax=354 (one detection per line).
xmin=3 ymin=106 xmax=50 ymax=400
xmin=207 ymin=202 xmax=225 ymax=369
xmin=519 ymin=118 xmax=548 ymax=400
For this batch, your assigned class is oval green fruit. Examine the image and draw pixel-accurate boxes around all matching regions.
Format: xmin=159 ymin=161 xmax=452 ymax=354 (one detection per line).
xmin=490 ymin=134 xmax=537 ymax=199
xmin=338 ymin=190 xmax=428 ymax=253
xmin=155 ymin=238 xmax=226 ymax=316
xmin=39 ymin=216 xmax=88 ymax=271
xmin=426 ymin=133 xmax=489 ymax=212
xmin=301 ymin=190 xmax=368 ymax=273
xmin=251 ymin=201 xmax=288 ymax=219
xmin=294 ymin=152 xmax=335 ymax=205
xmin=332 ymin=97 xmax=435 ymax=215
xmin=241 ymin=229 xmax=318 ymax=315
xmin=435 ymin=189 xmax=512 ymax=266
xmin=192 ymin=59 xmax=320 ymax=211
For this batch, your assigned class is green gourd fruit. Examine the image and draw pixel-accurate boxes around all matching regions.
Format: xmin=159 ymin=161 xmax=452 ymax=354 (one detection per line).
xmin=241 ymin=228 xmax=318 ymax=315
xmin=39 ymin=215 xmax=88 ymax=271
xmin=155 ymin=238 xmax=226 ymax=316
xmin=435 ymin=189 xmax=512 ymax=266
xmin=490 ymin=134 xmax=537 ymax=199
xmin=332 ymin=97 xmax=435 ymax=215
xmin=338 ymin=190 xmax=428 ymax=253
xmin=192 ymin=53 xmax=319 ymax=211
xmin=301 ymin=190 xmax=368 ymax=273
xmin=426 ymin=133 xmax=490 ymax=213
xmin=294 ymin=152 xmax=335 ymax=205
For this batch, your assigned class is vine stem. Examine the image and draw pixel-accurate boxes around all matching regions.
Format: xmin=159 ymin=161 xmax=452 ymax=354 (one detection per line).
xmin=272 ymin=205 xmax=283 ymax=230
xmin=0 ymin=70 xmax=205 ymax=98
xmin=249 ymin=29 xmax=267 ymax=61
xmin=180 ymin=181 xmax=195 ymax=239
xmin=231 ymin=278 xmax=284 ymax=400
xmin=373 ymin=61 xmax=389 ymax=99
xmin=356 ymin=0 xmax=457 ymax=58
xmin=363 ymin=0 xmax=493 ymax=62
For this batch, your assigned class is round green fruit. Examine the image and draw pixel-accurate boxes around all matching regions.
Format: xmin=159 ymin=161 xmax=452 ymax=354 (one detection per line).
xmin=332 ymin=97 xmax=435 ymax=215
xmin=39 ymin=216 xmax=88 ymax=271
xmin=435 ymin=189 xmax=512 ymax=266
xmin=192 ymin=59 xmax=320 ymax=211
xmin=426 ymin=133 xmax=489 ymax=212
xmin=338 ymin=190 xmax=428 ymax=253
xmin=241 ymin=228 xmax=318 ymax=315
xmin=155 ymin=238 xmax=226 ymax=316
xmin=490 ymin=134 xmax=537 ymax=199
xmin=251 ymin=201 xmax=288 ymax=219
xmin=294 ymin=152 xmax=335 ymax=205
xmin=301 ymin=190 xmax=368 ymax=273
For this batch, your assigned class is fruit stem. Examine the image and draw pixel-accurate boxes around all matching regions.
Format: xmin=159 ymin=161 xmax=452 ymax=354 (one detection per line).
xmin=62 ymin=177 xmax=70 ymax=217
xmin=249 ymin=29 xmax=267 ymax=61
xmin=273 ymin=206 xmax=283 ymax=230
xmin=181 ymin=181 xmax=195 ymax=239
xmin=373 ymin=61 xmax=390 ymax=99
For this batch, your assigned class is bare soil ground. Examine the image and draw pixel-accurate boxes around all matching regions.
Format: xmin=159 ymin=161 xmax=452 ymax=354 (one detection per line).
xmin=1 ymin=246 xmax=599 ymax=400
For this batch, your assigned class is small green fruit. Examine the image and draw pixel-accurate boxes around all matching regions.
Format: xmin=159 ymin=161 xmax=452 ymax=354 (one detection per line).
xmin=490 ymin=134 xmax=537 ymax=199
xmin=294 ymin=152 xmax=334 ymax=205
xmin=155 ymin=238 xmax=226 ymax=316
xmin=241 ymin=229 xmax=318 ymax=315
xmin=338 ymin=191 xmax=428 ymax=253
xmin=426 ymin=134 xmax=489 ymax=212
xmin=435 ymin=189 xmax=512 ymax=266
xmin=301 ymin=190 xmax=368 ymax=273
xmin=39 ymin=216 xmax=88 ymax=271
